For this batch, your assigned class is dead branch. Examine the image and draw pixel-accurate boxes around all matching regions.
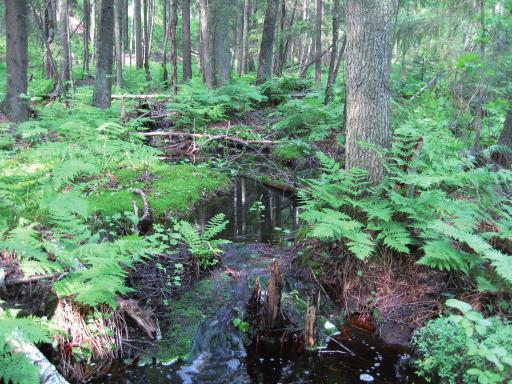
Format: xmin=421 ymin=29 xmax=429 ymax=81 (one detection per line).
xmin=111 ymin=94 xmax=171 ymax=100
xmin=116 ymin=298 xmax=157 ymax=339
xmin=131 ymin=188 xmax=152 ymax=233
xmin=138 ymin=131 xmax=279 ymax=147
xmin=410 ymin=77 xmax=437 ymax=100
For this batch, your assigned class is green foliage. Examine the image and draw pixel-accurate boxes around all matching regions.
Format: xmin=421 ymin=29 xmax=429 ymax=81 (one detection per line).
xmin=176 ymin=213 xmax=230 ymax=268
xmin=0 ymin=307 xmax=51 ymax=384
xmin=413 ymin=300 xmax=512 ymax=384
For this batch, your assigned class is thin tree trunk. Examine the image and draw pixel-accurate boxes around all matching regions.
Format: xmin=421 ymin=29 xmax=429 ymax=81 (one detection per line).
xmin=256 ymin=0 xmax=279 ymax=84
xmin=58 ymin=0 xmax=71 ymax=84
xmin=143 ymin=0 xmax=152 ymax=80
xmin=92 ymin=0 xmax=115 ymax=109
xmin=276 ymin=0 xmax=286 ymax=76
xmin=298 ymin=0 xmax=309 ymax=75
xmin=134 ymin=0 xmax=143 ymax=69
xmin=170 ymin=0 xmax=178 ymax=92
xmin=83 ymin=0 xmax=91 ymax=77
xmin=93 ymin=0 xmax=101 ymax=66
xmin=162 ymin=0 xmax=169 ymax=83
xmin=345 ymin=0 xmax=397 ymax=184
xmin=324 ymin=0 xmax=340 ymax=104
xmin=314 ymin=0 xmax=322 ymax=86
xmin=198 ymin=0 xmax=212 ymax=87
xmin=492 ymin=109 xmax=512 ymax=167
xmin=182 ymin=0 xmax=192 ymax=81
xmin=44 ymin=0 xmax=57 ymax=80
xmin=474 ymin=0 xmax=485 ymax=152
xmin=114 ymin=0 xmax=123 ymax=88
xmin=123 ymin=0 xmax=129 ymax=52
xmin=278 ymin=0 xmax=298 ymax=76
xmin=2 ymin=0 xmax=29 ymax=122
xmin=91 ymin=0 xmax=96 ymax=65
xmin=241 ymin=0 xmax=250 ymax=75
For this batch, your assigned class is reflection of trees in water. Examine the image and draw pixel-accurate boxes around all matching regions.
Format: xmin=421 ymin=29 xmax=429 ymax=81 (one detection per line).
xmin=192 ymin=177 xmax=299 ymax=244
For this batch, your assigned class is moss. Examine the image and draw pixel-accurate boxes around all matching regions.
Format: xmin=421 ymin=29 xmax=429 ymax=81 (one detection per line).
xmin=88 ymin=163 xmax=230 ymax=218
xmin=273 ymin=143 xmax=308 ymax=162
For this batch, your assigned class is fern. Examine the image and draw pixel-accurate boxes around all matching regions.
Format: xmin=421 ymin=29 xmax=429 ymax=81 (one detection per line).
xmin=418 ymin=240 xmax=480 ymax=274
xmin=52 ymin=160 xmax=99 ymax=190
xmin=375 ymin=221 xmax=412 ymax=253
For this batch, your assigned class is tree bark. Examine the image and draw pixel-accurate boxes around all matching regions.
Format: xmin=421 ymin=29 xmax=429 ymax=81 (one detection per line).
xmin=256 ymin=0 xmax=279 ymax=84
xmin=473 ymin=0 xmax=485 ymax=152
xmin=114 ymin=0 xmax=124 ymax=88
xmin=275 ymin=0 xmax=286 ymax=76
xmin=170 ymin=0 xmax=178 ymax=92
xmin=2 ymin=0 xmax=29 ymax=122
xmin=298 ymin=0 xmax=309 ymax=75
xmin=58 ymin=0 xmax=71 ymax=84
xmin=492 ymin=109 xmax=512 ymax=167
xmin=278 ymin=0 xmax=298 ymax=76
xmin=345 ymin=0 xmax=397 ymax=184
xmin=83 ymin=0 xmax=91 ymax=77
xmin=241 ymin=0 xmax=250 ymax=75
xmin=314 ymin=0 xmax=322 ymax=86
xmin=44 ymin=0 xmax=57 ymax=80
xmin=143 ymin=0 xmax=152 ymax=80
xmin=209 ymin=0 xmax=235 ymax=88
xmin=198 ymin=0 xmax=213 ymax=87
xmin=134 ymin=0 xmax=143 ymax=69
xmin=162 ymin=0 xmax=169 ymax=82
xmin=92 ymin=0 xmax=114 ymax=109
xmin=123 ymin=0 xmax=129 ymax=52
xmin=182 ymin=0 xmax=192 ymax=81
xmin=324 ymin=0 xmax=340 ymax=104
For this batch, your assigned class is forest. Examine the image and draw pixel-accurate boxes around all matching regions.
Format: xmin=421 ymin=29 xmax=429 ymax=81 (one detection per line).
xmin=0 ymin=0 xmax=511 ymax=383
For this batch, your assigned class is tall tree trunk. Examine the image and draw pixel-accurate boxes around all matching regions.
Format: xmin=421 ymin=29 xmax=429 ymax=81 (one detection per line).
xmin=91 ymin=0 xmax=96 ymax=64
xmin=256 ymin=0 xmax=279 ymax=84
xmin=114 ymin=0 xmax=124 ymax=88
xmin=58 ymin=0 xmax=71 ymax=84
xmin=198 ymin=0 xmax=213 ymax=87
xmin=278 ymin=0 xmax=298 ymax=76
xmin=324 ymin=0 xmax=340 ymax=104
xmin=143 ymin=0 xmax=152 ymax=80
xmin=298 ymin=0 xmax=309 ymax=75
xmin=123 ymin=0 xmax=129 ymax=52
xmin=474 ymin=0 xmax=485 ymax=152
xmin=209 ymin=0 xmax=235 ymax=88
xmin=134 ymin=0 xmax=143 ymax=69
xmin=162 ymin=0 xmax=169 ymax=82
xmin=83 ymin=0 xmax=91 ymax=77
xmin=241 ymin=0 xmax=250 ymax=75
xmin=170 ymin=0 xmax=178 ymax=92
xmin=182 ymin=0 xmax=192 ymax=81
xmin=2 ymin=0 xmax=29 ymax=122
xmin=325 ymin=34 xmax=346 ymax=105
xmin=44 ymin=1 xmax=57 ymax=80
xmin=345 ymin=0 xmax=396 ymax=184
xmin=235 ymin=4 xmax=244 ymax=75
xmin=492 ymin=110 xmax=512 ymax=167
xmin=314 ymin=0 xmax=322 ymax=86
xmin=92 ymin=0 xmax=115 ymax=109
xmin=276 ymin=0 xmax=286 ymax=76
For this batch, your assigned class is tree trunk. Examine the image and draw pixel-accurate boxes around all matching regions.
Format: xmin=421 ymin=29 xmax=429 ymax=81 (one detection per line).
xmin=298 ymin=0 xmax=309 ymax=75
xmin=198 ymin=0 xmax=212 ymax=87
xmin=44 ymin=0 xmax=57 ymax=80
xmin=143 ymin=0 xmax=152 ymax=80
xmin=91 ymin=0 xmax=96 ymax=64
xmin=182 ymin=0 xmax=192 ymax=81
xmin=276 ymin=0 xmax=286 ymax=77
xmin=58 ymin=0 xmax=71 ymax=84
xmin=2 ymin=0 xmax=29 ymax=122
xmin=92 ymin=0 xmax=115 ymax=109
xmin=134 ymin=0 xmax=143 ymax=69
xmin=114 ymin=0 xmax=124 ymax=88
xmin=83 ymin=0 xmax=91 ymax=77
xmin=278 ymin=0 xmax=298 ymax=76
xmin=241 ymin=0 xmax=250 ymax=75
xmin=162 ymin=0 xmax=169 ymax=82
xmin=492 ymin=110 xmax=512 ymax=167
xmin=345 ymin=0 xmax=396 ymax=184
xmin=314 ymin=0 xmax=322 ymax=86
xmin=209 ymin=0 xmax=235 ymax=88
xmin=473 ymin=0 xmax=485 ymax=152
xmin=324 ymin=0 xmax=340 ymax=104
xmin=123 ymin=0 xmax=129 ymax=52
xmin=170 ymin=0 xmax=178 ymax=92
xmin=256 ymin=0 xmax=279 ymax=84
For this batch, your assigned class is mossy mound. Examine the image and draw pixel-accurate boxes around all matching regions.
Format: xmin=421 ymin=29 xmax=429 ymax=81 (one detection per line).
xmin=87 ymin=164 xmax=230 ymax=217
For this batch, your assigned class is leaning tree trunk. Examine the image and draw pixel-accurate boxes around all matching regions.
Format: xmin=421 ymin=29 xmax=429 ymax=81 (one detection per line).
xmin=182 ymin=0 xmax=192 ymax=81
xmin=256 ymin=0 xmax=279 ymax=84
xmin=198 ymin=0 xmax=213 ymax=87
xmin=314 ymin=0 xmax=322 ymax=86
xmin=345 ymin=0 xmax=396 ymax=184
xmin=492 ymin=109 xmax=512 ymax=168
xmin=170 ymin=0 xmax=178 ymax=92
xmin=2 ymin=0 xmax=29 ymax=122
xmin=134 ymin=0 xmax=143 ymax=69
xmin=324 ymin=0 xmax=340 ymax=104
xmin=58 ymin=0 xmax=71 ymax=85
xmin=92 ymin=0 xmax=114 ymax=109
xmin=114 ymin=0 xmax=124 ymax=88
xmin=143 ymin=0 xmax=152 ymax=80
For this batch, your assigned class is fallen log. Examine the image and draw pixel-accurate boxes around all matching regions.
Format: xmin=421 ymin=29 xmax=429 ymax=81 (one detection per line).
xmin=10 ymin=331 xmax=69 ymax=384
xmin=138 ymin=131 xmax=278 ymax=147
xmin=111 ymin=94 xmax=171 ymax=100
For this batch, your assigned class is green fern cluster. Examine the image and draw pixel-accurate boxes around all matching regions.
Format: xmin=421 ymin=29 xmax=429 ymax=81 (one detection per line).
xmin=176 ymin=213 xmax=230 ymax=268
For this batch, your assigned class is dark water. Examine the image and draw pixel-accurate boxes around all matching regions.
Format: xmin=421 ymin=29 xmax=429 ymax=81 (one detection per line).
xmin=101 ymin=177 xmax=421 ymax=384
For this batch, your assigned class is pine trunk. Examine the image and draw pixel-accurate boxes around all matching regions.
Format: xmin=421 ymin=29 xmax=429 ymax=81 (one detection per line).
xmin=345 ymin=0 xmax=396 ymax=184
xmin=114 ymin=0 xmax=124 ymax=88
xmin=324 ymin=0 xmax=340 ymax=104
xmin=241 ymin=0 xmax=250 ymax=75
xmin=58 ymin=0 xmax=71 ymax=83
xmin=209 ymin=0 xmax=235 ymax=88
xmin=198 ymin=0 xmax=212 ymax=87
xmin=92 ymin=0 xmax=115 ymax=109
xmin=182 ymin=0 xmax=192 ymax=81
xmin=83 ymin=0 xmax=91 ymax=77
xmin=256 ymin=0 xmax=279 ymax=84
xmin=134 ymin=0 xmax=143 ymax=69
xmin=314 ymin=0 xmax=322 ymax=86
xmin=2 ymin=0 xmax=29 ymax=122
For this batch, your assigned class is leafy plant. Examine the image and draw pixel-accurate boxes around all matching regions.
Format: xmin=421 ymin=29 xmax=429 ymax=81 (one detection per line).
xmin=176 ymin=213 xmax=230 ymax=268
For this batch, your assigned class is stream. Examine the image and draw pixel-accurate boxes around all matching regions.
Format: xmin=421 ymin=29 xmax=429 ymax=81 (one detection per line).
xmin=101 ymin=177 xmax=422 ymax=384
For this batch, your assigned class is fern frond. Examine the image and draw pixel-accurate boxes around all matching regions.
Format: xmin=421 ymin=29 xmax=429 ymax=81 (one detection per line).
xmin=203 ymin=213 xmax=228 ymax=240
xmin=377 ymin=221 xmax=412 ymax=253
